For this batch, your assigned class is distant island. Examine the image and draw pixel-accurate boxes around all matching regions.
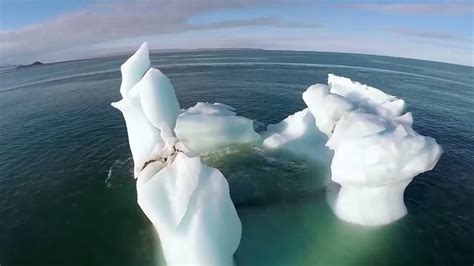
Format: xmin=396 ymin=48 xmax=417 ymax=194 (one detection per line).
xmin=16 ymin=61 xmax=43 ymax=68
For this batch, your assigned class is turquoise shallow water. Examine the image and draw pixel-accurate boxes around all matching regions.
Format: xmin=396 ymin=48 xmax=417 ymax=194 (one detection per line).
xmin=0 ymin=50 xmax=473 ymax=265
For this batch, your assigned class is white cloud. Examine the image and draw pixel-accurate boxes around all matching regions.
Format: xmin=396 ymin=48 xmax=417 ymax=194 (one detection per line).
xmin=0 ymin=0 xmax=318 ymax=64
xmin=0 ymin=0 xmax=472 ymax=66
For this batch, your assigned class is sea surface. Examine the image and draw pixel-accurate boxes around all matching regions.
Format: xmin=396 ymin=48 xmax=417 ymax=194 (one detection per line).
xmin=0 ymin=50 xmax=473 ymax=266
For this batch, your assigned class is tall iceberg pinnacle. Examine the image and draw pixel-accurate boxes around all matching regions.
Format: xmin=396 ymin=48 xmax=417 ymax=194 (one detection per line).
xmin=303 ymin=74 xmax=443 ymax=226
xmin=111 ymin=43 xmax=242 ymax=265
xmin=119 ymin=42 xmax=151 ymax=98
xmin=112 ymin=65 xmax=180 ymax=176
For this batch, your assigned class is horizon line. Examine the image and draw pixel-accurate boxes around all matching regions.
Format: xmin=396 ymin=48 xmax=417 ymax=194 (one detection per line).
xmin=5 ymin=47 xmax=473 ymax=68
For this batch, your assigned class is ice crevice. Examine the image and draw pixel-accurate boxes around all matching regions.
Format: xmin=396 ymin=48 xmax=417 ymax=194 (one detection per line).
xmin=111 ymin=42 xmax=443 ymax=265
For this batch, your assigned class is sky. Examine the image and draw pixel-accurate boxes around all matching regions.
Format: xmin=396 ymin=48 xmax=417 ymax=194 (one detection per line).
xmin=0 ymin=0 xmax=473 ymax=66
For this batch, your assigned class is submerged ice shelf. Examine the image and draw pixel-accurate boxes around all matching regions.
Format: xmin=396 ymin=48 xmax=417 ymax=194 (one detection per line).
xmin=111 ymin=42 xmax=442 ymax=265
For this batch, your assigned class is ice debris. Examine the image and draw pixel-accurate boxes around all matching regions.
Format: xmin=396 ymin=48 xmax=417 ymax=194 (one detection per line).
xmin=175 ymin=102 xmax=260 ymax=154
xmin=262 ymin=108 xmax=332 ymax=165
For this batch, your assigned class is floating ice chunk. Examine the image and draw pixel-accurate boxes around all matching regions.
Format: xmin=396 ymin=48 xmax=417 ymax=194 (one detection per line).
xmin=181 ymin=102 xmax=236 ymax=116
xmin=262 ymin=108 xmax=331 ymax=164
xmin=137 ymin=152 xmax=241 ymax=266
xmin=303 ymin=74 xmax=442 ymax=226
xmin=175 ymin=102 xmax=260 ymax=154
xmin=119 ymin=42 xmax=150 ymax=97
xmin=263 ymin=109 xmax=314 ymax=148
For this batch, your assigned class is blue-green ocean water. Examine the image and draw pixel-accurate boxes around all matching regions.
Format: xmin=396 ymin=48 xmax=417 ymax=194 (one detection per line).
xmin=0 ymin=50 xmax=473 ymax=266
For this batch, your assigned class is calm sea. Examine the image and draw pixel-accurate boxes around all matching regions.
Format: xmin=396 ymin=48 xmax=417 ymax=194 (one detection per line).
xmin=0 ymin=50 xmax=473 ymax=265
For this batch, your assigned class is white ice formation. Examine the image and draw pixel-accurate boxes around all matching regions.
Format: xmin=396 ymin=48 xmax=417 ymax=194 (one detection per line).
xmin=262 ymin=108 xmax=332 ymax=165
xmin=263 ymin=74 xmax=441 ymax=225
xmin=111 ymin=43 xmax=180 ymax=177
xmin=111 ymin=43 xmax=242 ymax=265
xmin=303 ymin=74 xmax=442 ymax=226
xmin=137 ymin=152 xmax=241 ymax=265
xmin=113 ymin=43 xmax=443 ymax=260
xmin=175 ymin=102 xmax=260 ymax=154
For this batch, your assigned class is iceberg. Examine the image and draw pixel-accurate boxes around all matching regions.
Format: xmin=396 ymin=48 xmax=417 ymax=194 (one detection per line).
xmin=262 ymin=108 xmax=332 ymax=165
xmin=111 ymin=43 xmax=241 ymax=265
xmin=111 ymin=44 xmax=179 ymax=176
xmin=137 ymin=152 xmax=241 ymax=266
xmin=175 ymin=102 xmax=260 ymax=154
xmin=263 ymin=73 xmax=441 ymax=226
xmin=303 ymin=74 xmax=443 ymax=226
xmin=112 ymin=42 xmax=443 ymax=264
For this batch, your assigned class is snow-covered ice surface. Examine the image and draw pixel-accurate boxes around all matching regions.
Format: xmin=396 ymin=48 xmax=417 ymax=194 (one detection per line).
xmin=111 ymin=43 xmax=242 ymax=265
xmin=303 ymin=75 xmax=443 ymax=226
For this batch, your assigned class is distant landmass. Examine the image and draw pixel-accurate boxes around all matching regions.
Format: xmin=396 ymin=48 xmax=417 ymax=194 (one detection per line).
xmin=16 ymin=61 xmax=44 ymax=69
xmin=1 ymin=48 xmax=265 ymax=69
xmin=91 ymin=47 xmax=264 ymax=59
